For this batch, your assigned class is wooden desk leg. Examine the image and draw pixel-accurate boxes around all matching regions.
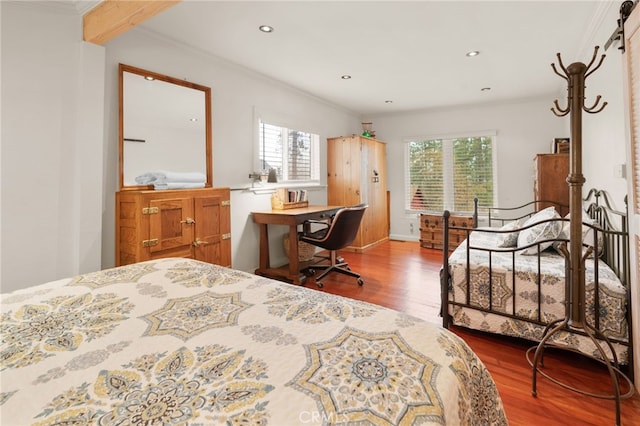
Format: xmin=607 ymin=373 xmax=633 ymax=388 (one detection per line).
xmin=259 ymin=224 xmax=270 ymax=269
xmin=288 ymin=225 xmax=300 ymax=284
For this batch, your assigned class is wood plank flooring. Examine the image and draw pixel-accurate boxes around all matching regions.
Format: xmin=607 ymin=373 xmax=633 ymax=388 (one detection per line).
xmin=304 ymin=240 xmax=639 ymax=425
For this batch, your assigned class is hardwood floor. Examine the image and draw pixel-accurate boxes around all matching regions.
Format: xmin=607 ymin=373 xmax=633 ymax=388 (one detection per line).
xmin=304 ymin=240 xmax=639 ymax=425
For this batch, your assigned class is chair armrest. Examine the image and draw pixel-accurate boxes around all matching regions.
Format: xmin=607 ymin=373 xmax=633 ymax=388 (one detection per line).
xmin=304 ymin=219 xmax=330 ymax=225
xmin=301 ymin=219 xmax=330 ymax=238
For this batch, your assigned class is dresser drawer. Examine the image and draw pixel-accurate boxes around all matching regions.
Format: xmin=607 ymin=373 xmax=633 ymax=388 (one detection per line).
xmin=419 ymin=214 xmax=473 ymax=250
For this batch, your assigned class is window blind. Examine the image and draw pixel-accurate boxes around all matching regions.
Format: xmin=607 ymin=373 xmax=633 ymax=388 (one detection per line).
xmin=259 ymin=120 xmax=319 ymax=182
xmin=405 ymin=136 xmax=494 ymax=213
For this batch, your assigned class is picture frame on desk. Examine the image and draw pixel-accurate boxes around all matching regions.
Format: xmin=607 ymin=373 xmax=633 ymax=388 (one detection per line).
xmin=553 ymin=138 xmax=570 ymax=154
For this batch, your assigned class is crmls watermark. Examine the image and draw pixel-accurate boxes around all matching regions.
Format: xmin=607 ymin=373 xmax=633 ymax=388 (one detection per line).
xmin=298 ymin=411 xmax=349 ymax=424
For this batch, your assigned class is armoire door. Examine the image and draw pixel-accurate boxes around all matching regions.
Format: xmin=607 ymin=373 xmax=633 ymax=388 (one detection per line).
xmin=328 ymin=136 xmax=363 ymax=207
xmin=368 ymin=138 xmax=388 ymax=245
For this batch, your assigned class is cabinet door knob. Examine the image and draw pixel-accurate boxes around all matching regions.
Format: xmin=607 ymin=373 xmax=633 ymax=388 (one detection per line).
xmin=181 ymin=217 xmax=196 ymax=224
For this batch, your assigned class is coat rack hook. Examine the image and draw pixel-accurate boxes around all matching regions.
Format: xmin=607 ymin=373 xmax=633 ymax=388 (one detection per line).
xmin=555 ymin=52 xmax=569 ymax=76
xmin=584 ymin=95 xmax=608 ymax=114
xmin=551 ymin=63 xmax=569 ymax=80
xmin=551 ymin=99 xmax=570 ymax=117
xmin=585 ymin=46 xmax=606 ymax=78
xmin=584 ymin=45 xmax=601 ymax=71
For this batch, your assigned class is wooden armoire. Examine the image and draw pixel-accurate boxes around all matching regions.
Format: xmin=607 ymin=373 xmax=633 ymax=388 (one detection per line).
xmin=533 ymin=153 xmax=569 ymax=216
xmin=327 ymin=135 xmax=388 ymax=251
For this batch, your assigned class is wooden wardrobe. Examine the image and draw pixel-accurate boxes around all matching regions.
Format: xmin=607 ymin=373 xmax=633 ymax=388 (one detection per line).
xmin=327 ymin=135 xmax=388 ymax=251
xmin=533 ymin=153 xmax=569 ymax=216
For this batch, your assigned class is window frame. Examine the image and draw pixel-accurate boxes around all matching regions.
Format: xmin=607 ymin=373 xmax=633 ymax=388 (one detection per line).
xmin=403 ymin=130 xmax=498 ymax=214
xmin=253 ymin=108 xmax=321 ymax=186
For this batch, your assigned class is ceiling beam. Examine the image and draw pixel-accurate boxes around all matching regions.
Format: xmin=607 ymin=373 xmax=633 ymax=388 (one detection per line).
xmin=83 ymin=0 xmax=181 ymax=45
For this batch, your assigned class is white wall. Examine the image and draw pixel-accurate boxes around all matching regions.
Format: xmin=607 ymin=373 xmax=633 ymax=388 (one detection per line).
xmin=577 ymin=2 xmax=636 ymax=386
xmin=579 ymin=6 xmax=628 ymax=211
xmin=1 ymin=2 xmax=105 ymax=293
xmin=368 ymin=98 xmax=566 ymax=240
xmin=103 ymin=29 xmax=361 ymax=273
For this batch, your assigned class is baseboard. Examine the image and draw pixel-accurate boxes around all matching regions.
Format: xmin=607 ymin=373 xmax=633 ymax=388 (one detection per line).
xmin=389 ymin=234 xmax=419 ymax=242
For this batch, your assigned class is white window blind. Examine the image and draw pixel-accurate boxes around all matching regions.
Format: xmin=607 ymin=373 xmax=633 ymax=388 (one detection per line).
xmin=405 ymin=135 xmax=495 ymax=213
xmin=259 ymin=120 xmax=319 ymax=183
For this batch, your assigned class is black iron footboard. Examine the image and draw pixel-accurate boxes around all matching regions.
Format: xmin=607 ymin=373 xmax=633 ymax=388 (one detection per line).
xmin=441 ymin=198 xmax=567 ymax=328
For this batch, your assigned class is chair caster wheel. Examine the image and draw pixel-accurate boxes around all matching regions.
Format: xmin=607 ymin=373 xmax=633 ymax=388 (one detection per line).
xmin=317 ymin=281 xmax=324 ymax=288
xmin=304 ymin=268 xmax=315 ymax=277
xmin=357 ymin=278 xmax=364 ymax=286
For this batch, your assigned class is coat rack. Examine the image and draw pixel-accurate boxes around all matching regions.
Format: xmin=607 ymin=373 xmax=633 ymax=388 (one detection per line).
xmin=527 ymin=46 xmax=633 ymax=426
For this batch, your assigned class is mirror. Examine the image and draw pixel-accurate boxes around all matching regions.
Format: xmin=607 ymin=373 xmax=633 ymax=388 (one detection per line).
xmin=119 ymin=63 xmax=212 ymax=189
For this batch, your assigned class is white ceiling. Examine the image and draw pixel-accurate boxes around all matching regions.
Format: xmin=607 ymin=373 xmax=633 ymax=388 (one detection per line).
xmin=116 ymin=1 xmax=619 ymax=115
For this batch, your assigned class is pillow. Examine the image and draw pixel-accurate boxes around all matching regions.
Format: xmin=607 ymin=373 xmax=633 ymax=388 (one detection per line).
xmin=496 ymin=219 xmax=523 ymax=248
xmin=517 ymin=207 xmax=562 ymax=255
xmin=554 ymin=215 xmax=603 ymax=258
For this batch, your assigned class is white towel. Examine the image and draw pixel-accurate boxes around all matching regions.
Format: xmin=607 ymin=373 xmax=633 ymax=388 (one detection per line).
xmin=153 ymin=182 xmax=206 ymax=190
xmin=135 ymin=171 xmax=206 ymax=185
xmin=135 ymin=172 xmax=159 ymax=184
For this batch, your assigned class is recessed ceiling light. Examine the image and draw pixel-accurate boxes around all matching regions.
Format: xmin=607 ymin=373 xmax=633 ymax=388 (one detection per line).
xmin=341 ymin=75 xmax=352 ymax=80
xmin=190 ymin=118 xmax=198 ymax=122
xmin=385 ymin=100 xmax=393 ymax=104
xmin=144 ymin=76 xmax=155 ymax=81
xmin=466 ymin=50 xmax=480 ymax=57
xmin=259 ymin=25 xmax=274 ymax=33
xmin=481 ymin=87 xmax=491 ymax=91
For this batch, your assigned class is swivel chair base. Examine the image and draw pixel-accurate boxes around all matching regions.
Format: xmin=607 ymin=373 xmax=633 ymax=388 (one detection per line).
xmin=305 ymin=252 xmax=364 ymax=288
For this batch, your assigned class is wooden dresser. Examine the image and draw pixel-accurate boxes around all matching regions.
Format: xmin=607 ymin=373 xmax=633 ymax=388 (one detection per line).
xmin=327 ymin=135 xmax=388 ymax=251
xmin=533 ymin=154 xmax=569 ymax=216
xmin=420 ymin=213 xmax=474 ymax=251
xmin=115 ymin=187 xmax=231 ymax=267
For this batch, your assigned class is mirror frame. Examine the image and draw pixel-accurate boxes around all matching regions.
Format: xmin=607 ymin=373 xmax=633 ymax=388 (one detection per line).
xmin=118 ymin=63 xmax=212 ymax=190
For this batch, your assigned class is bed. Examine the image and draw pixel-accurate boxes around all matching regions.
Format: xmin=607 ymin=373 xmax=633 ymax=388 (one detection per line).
xmin=1 ymin=257 xmax=507 ymax=425
xmin=440 ymin=189 xmax=631 ymax=367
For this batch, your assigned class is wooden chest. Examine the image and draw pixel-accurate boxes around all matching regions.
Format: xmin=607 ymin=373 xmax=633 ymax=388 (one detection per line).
xmin=115 ymin=187 xmax=232 ymax=267
xmin=419 ymin=213 xmax=474 ymax=250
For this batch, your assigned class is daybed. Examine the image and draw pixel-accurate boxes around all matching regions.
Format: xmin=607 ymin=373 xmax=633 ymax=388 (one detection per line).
xmin=1 ymin=257 xmax=507 ymax=425
xmin=441 ymin=189 xmax=631 ymax=367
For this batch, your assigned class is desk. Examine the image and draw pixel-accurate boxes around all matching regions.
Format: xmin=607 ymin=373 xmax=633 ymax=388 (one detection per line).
xmin=252 ymin=205 xmax=342 ymax=284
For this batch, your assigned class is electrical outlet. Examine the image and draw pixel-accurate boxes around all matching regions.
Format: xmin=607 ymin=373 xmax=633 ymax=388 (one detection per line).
xmin=614 ymin=164 xmax=626 ymax=179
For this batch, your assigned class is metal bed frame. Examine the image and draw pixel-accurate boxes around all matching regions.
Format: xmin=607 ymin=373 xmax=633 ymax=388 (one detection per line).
xmin=441 ymin=189 xmax=633 ymax=423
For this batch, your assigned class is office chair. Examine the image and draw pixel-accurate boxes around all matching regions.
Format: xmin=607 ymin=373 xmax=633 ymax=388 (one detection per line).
xmin=299 ymin=204 xmax=367 ymax=287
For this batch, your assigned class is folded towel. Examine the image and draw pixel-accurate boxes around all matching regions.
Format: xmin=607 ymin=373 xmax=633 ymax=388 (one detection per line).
xmin=135 ymin=173 xmax=159 ymax=184
xmin=136 ymin=171 xmax=207 ymax=185
xmin=153 ymin=182 xmax=206 ymax=190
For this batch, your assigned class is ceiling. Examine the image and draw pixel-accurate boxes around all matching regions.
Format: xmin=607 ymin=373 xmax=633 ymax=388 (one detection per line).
xmin=107 ymin=1 xmax=619 ymax=115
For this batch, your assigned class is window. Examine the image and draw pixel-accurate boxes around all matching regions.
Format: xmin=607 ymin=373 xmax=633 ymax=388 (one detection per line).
xmin=405 ymin=134 xmax=495 ymax=213
xmin=258 ymin=119 xmax=320 ymax=183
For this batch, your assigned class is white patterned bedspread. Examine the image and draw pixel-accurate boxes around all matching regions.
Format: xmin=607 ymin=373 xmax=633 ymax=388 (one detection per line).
xmin=448 ymin=230 xmax=629 ymax=362
xmin=1 ymin=258 xmax=506 ymax=425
